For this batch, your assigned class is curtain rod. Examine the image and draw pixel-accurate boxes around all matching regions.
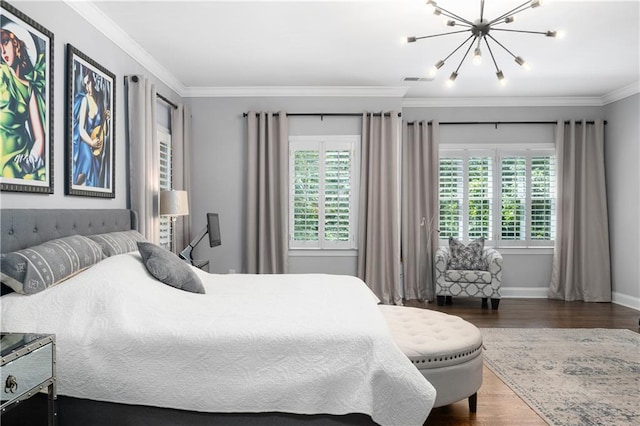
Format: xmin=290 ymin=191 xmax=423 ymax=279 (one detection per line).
xmin=407 ymin=120 xmax=607 ymax=126
xmin=242 ymin=112 xmax=402 ymax=118
xmin=156 ymin=93 xmax=178 ymax=109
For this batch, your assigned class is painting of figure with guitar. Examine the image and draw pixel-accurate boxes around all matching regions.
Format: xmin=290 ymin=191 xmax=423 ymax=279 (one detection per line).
xmin=66 ymin=44 xmax=115 ymax=197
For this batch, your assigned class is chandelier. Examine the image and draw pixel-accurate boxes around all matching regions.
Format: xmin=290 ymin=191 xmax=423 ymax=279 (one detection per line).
xmin=407 ymin=0 xmax=560 ymax=86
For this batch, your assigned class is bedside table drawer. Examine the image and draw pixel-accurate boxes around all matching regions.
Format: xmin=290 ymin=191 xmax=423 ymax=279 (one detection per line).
xmin=1 ymin=343 xmax=53 ymax=404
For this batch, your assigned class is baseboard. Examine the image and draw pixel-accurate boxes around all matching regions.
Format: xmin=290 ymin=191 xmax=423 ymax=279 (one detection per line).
xmin=612 ymin=292 xmax=640 ymax=311
xmin=501 ymin=287 xmax=549 ymax=298
xmin=500 ymin=288 xmax=640 ymax=311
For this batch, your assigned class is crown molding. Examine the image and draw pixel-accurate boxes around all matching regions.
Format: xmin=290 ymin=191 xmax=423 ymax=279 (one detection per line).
xmin=402 ymin=96 xmax=607 ymax=108
xmin=601 ymin=81 xmax=640 ymax=105
xmin=182 ymin=86 xmax=409 ymax=98
xmin=64 ymin=0 xmax=185 ymax=97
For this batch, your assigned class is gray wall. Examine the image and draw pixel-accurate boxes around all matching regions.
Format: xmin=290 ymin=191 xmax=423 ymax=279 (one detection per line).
xmin=0 ymin=1 xmax=181 ymax=210
xmin=188 ymin=97 xmax=638 ymax=305
xmin=186 ymin=97 xmax=402 ymax=276
xmin=604 ymin=94 xmax=640 ymax=307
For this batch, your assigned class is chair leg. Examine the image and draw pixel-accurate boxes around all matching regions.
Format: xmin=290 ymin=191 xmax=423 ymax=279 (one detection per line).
xmin=481 ymin=297 xmax=488 ymax=309
xmin=491 ymin=298 xmax=500 ymax=310
xmin=468 ymin=392 xmax=478 ymax=413
xmin=445 ymin=296 xmax=452 ymax=305
xmin=437 ymin=295 xmax=445 ymax=306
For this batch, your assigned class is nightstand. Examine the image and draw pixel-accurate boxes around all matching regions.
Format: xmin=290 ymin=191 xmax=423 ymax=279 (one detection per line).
xmin=1 ymin=333 xmax=56 ymax=425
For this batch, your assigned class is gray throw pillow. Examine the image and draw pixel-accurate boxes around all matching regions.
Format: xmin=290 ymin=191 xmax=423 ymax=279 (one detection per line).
xmin=137 ymin=242 xmax=205 ymax=294
xmin=88 ymin=230 xmax=147 ymax=257
xmin=448 ymin=237 xmax=487 ymax=270
xmin=0 ymin=235 xmax=104 ymax=295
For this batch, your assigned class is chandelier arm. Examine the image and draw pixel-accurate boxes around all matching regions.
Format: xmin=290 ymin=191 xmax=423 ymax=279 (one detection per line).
xmin=480 ymin=0 xmax=485 ymax=22
xmin=486 ymin=33 xmax=519 ymax=60
xmin=491 ymin=28 xmax=551 ymax=36
xmin=453 ymin=36 xmax=477 ymax=74
xmin=442 ymin=34 xmax=476 ymax=63
xmin=488 ymin=1 xmax=533 ymax=25
xmin=483 ymin=37 xmax=501 ymax=73
xmin=413 ymin=29 xmax=471 ymax=41
xmin=434 ymin=6 xmax=474 ymax=25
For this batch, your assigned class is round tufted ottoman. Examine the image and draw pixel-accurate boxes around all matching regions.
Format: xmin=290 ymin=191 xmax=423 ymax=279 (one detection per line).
xmin=379 ymin=305 xmax=483 ymax=411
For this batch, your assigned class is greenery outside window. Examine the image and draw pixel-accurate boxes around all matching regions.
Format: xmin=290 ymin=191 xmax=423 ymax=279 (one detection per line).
xmin=289 ymin=135 xmax=360 ymax=250
xmin=439 ymin=146 xmax=556 ymax=247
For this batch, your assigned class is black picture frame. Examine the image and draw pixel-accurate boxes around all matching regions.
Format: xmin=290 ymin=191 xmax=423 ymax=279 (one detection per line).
xmin=65 ymin=44 xmax=115 ymax=198
xmin=0 ymin=1 xmax=54 ymax=194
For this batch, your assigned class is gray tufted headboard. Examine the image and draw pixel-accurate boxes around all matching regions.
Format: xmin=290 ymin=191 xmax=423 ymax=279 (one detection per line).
xmin=1 ymin=209 xmax=138 ymax=254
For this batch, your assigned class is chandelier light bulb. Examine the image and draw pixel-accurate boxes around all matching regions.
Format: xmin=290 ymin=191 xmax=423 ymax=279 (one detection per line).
xmin=446 ymin=71 xmax=458 ymax=87
xmin=504 ymin=16 xmax=516 ymax=23
xmin=428 ymin=60 xmax=446 ymax=77
xmin=531 ymin=0 xmax=543 ymax=8
xmin=406 ymin=36 xmax=417 ymax=43
xmin=473 ymin=48 xmax=482 ymax=65
xmin=545 ymin=30 xmax=557 ymax=37
xmin=445 ymin=19 xmax=456 ymax=26
xmin=496 ymin=70 xmax=506 ymax=85
xmin=433 ymin=8 xmax=442 ymax=16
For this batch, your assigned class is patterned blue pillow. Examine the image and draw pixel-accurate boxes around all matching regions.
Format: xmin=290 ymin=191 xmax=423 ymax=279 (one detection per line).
xmin=87 ymin=230 xmax=147 ymax=257
xmin=448 ymin=237 xmax=487 ymax=270
xmin=0 ymin=235 xmax=104 ymax=295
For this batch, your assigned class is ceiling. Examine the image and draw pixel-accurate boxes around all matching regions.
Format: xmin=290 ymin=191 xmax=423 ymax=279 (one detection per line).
xmin=75 ymin=0 xmax=639 ymax=101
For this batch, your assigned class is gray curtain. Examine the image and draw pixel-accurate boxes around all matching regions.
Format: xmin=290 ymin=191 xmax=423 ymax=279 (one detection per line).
xmin=402 ymin=121 xmax=440 ymax=302
xmin=244 ymin=112 xmax=289 ymax=274
xmin=549 ymin=120 xmax=611 ymax=301
xmin=126 ymin=75 xmax=159 ymax=243
xmin=171 ymin=104 xmax=192 ymax=250
xmin=358 ymin=112 xmax=402 ymax=304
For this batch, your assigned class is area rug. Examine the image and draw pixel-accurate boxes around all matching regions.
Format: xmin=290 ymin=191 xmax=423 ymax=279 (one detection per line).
xmin=480 ymin=328 xmax=640 ymax=426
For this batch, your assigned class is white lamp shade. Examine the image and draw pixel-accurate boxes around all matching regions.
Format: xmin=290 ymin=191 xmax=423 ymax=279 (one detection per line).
xmin=160 ymin=190 xmax=189 ymax=217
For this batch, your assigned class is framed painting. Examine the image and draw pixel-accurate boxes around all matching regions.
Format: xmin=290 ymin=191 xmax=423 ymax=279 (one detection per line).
xmin=0 ymin=1 xmax=54 ymax=193
xmin=65 ymin=44 xmax=115 ymax=198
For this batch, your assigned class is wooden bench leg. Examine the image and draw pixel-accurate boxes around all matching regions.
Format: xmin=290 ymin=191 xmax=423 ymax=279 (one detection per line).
xmin=437 ymin=295 xmax=445 ymax=306
xmin=491 ymin=298 xmax=500 ymax=310
xmin=481 ymin=297 xmax=488 ymax=309
xmin=445 ymin=296 xmax=452 ymax=305
xmin=468 ymin=392 xmax=478 ymax=413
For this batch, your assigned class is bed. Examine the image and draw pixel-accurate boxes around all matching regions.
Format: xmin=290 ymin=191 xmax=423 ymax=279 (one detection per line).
xmin=0 ymin=209 xmax=435 ymax=425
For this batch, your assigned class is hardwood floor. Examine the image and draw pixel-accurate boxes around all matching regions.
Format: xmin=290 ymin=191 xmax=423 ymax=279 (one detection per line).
xmin=406 ymin=298 xmax=640 ymax=425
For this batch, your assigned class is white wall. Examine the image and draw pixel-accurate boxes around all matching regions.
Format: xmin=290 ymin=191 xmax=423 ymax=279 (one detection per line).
xmin=604 ymin=94 xmax=640 ymax=309
xmin=0 ymin=1 xmax=181 ymax=210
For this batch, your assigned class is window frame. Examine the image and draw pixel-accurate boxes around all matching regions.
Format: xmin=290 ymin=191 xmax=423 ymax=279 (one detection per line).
xmin=288 ymin=135 xmax=360 ymax=250
xmin=439 ymin=143 xmax=556 ymax=248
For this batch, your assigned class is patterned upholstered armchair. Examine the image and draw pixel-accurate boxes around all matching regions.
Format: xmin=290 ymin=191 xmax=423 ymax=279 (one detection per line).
xmin=434 ymin=245 xmax=503 ymax=309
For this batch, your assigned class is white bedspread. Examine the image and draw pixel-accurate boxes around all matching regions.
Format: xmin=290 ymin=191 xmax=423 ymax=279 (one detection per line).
xmin=1 ymin=253 xmax=435 ymax=425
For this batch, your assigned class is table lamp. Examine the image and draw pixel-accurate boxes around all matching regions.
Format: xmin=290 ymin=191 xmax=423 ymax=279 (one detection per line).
xmin=159 ymin=190 xmax=189 ymax=253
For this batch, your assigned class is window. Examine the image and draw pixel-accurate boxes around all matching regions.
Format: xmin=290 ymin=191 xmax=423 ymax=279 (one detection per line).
xmin=158 ymin=128 xmax=172 ymax=249
xmin=289 ymin=136 xmax=360 ymax=250
xmin=439 ymin=146 xmax=556 ymax=246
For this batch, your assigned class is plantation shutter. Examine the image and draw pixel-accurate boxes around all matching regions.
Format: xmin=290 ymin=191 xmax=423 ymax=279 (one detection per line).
xmin=158 ymin=130 xmax=172 ymax=248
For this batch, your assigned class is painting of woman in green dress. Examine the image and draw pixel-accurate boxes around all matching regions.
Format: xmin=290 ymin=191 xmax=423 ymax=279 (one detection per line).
xmin=0 ymin=3 xmax=52 ymax=193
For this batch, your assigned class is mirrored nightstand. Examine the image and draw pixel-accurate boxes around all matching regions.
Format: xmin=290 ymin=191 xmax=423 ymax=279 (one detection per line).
xmin=1 ymin=333 xmax=56 ymax=425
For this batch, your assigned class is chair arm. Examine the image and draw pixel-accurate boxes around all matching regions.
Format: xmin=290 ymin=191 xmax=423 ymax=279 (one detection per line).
xmin=483 ymin=248 xmax=503 ymax=294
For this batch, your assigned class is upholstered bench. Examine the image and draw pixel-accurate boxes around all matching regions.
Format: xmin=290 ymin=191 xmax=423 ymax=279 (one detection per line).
xmin=379 ymin=305 xmax=483 ymax=411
